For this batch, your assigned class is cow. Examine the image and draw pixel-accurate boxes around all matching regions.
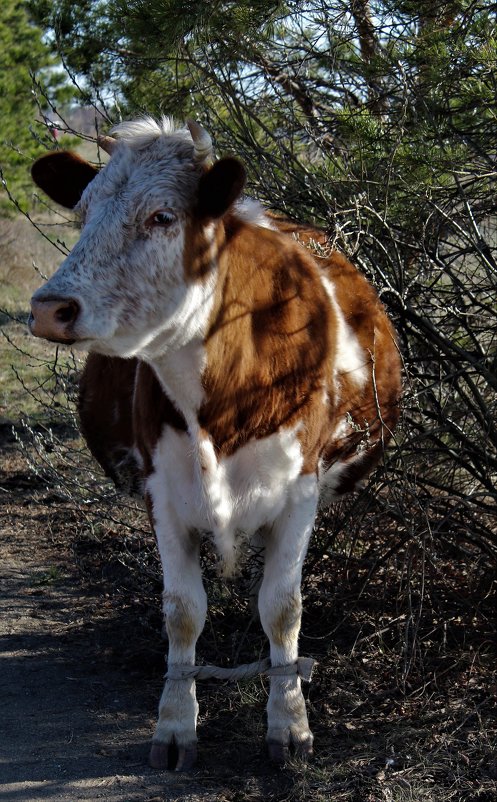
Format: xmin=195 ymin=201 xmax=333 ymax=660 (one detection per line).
xmin=28 ymin=117 xmax=401 ymax=771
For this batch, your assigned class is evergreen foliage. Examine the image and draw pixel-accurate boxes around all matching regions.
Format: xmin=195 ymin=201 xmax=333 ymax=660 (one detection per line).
xmin=0 ymin=0 xmax=69 ymax=212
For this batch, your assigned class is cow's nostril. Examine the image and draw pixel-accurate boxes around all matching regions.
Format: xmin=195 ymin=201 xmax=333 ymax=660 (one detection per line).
xmin=29 ymin=296 xmax=81 ymax=342
xmin=55 ymin=300 xmax=79 ymax=324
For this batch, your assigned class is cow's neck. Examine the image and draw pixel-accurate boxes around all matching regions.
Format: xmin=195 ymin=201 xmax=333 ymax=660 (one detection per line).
xmin=149 ymin=339 xmax=206 ymax=433
xmin=143 ymin=222 xmax=229 ymax=434
xmin=141 ymin=244 xmax=221 ymax=430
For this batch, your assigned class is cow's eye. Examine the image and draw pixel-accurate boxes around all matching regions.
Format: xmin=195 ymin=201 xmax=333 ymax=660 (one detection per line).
xmin=149 ymin=210 xmax=175 ymax=226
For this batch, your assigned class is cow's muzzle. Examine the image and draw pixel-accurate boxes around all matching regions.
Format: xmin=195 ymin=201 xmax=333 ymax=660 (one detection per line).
xmin=29 ymin=296 xmax=80 ymax=344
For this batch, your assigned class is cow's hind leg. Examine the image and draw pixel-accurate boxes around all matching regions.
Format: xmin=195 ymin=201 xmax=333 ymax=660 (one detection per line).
xmin=258 ymin=476 xmax=318 ymax=764
xmin=147 ymin=502 xmax=207 ymax=771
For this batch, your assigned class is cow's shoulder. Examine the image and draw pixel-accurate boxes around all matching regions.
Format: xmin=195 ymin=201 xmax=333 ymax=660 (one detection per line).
xmin=199 ymin=219 xmax=335 ymax=457
xmin=133 ymin=361 xmax=187 ymax=475
xmin=79 ymin=354 xmax=141 ymax=491
xmin=79 ymin=354 xmax=187 ymax=488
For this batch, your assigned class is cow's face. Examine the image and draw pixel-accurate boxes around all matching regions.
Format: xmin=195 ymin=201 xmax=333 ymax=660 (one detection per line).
xmin=29 ymin=119 xmax=245 ymax=358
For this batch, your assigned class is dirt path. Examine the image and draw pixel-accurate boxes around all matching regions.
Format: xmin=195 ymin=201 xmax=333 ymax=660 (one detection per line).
xmin=0 ymin=445 xmax=216 ymax=802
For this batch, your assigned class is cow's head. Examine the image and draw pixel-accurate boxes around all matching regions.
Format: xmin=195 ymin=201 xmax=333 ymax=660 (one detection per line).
xmin=29 ymin=118 xmax=246 ymax=358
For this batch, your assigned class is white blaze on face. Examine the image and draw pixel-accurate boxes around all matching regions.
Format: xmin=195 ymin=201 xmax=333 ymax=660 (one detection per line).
xmin=32 ymin=118 xmax=214 ymax=359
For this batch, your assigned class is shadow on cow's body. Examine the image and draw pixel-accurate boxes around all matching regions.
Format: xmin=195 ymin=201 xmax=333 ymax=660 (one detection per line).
xmin=29 ymin=116 xmax=401 ymax=771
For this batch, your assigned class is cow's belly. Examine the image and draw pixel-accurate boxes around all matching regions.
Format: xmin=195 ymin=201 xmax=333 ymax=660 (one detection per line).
xmin=145 ymin=423 xmax=309 ymax=571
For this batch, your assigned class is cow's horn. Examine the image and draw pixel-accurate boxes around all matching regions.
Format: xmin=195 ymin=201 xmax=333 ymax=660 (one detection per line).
xmin=97 ymin=135 xmax=118 ymax=155
xmin=187 ymin=119 xmax=213 ymax=163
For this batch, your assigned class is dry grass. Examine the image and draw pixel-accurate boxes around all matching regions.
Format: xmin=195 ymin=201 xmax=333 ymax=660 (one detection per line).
xmin=0 ymin=208 xmax=81 ymax=425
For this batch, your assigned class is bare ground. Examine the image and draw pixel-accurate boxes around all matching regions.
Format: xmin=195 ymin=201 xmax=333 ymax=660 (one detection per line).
xmin=1 ymin=422 xmax=497 ymax=802
xmin=0 ymin=429 xmax=309 ymax=802
xmin=0 ymin=438 xmax=216 ymax=801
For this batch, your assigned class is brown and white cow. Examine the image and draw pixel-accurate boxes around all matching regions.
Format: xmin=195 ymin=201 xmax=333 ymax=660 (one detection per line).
xmin=29 ymin=117 xmax=401 ymax=770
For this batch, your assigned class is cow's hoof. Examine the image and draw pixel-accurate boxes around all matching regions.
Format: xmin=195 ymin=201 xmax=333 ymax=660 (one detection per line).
xmin=149 ymin=740 xmax=197 ymax=771
xmin=267 ymin=739 xmax=289 ymax=765
xmin=294 ymin=736 xmax=313 ymax=762
xmin=149 ymin=742 xmax=169 ymax=769
xmin=267 ymin=735 xmax=313 ymax=766
xmin=175 ymin=742 xmax=198 ymax=772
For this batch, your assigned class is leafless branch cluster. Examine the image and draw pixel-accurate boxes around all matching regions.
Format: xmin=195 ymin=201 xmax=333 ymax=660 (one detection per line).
xmin=165 ymin=2 xmax=497 ymax=563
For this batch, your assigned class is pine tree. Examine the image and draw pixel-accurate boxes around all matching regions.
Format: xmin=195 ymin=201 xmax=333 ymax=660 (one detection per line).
xmin=0 ymin=0 xmax=67 ymax=211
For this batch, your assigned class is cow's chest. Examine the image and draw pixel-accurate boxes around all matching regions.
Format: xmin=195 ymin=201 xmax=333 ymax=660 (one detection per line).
xmin=145 ymin=423 xmax=307 ymax=570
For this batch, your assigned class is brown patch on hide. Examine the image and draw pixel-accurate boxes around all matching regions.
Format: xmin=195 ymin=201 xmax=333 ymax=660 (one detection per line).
xmin=79 ymin=354 xmax=138 ymax=489
xmin=270 ymin=214 xmax=329 ymax=248
xmin=319 ymin=250 xmax=402 ymax=487
xmin=199 ymin=218 xmax=335 ymax=459
xmin=192 ymin=213 xmax=401 ymax=489
xmin=133 ymin=361 xmax=187 ymax=477
xmin=79 ymin=354 xmax=187 ymax=488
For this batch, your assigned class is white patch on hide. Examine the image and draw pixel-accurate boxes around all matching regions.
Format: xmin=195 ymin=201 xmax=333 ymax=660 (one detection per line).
xmin=146 ymin=424 xmax=305 ymax=576
xmin=234 ymin=198 xmax=275 ymax=229
xmin=321 ymin=276 xmax=368 ymax=390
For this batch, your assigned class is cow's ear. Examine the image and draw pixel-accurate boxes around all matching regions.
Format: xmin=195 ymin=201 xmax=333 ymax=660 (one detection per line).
xmin=31 ymin=151 xmax=99 ymax=209
xmin=196 ymin=157 xmax=246 ymax=220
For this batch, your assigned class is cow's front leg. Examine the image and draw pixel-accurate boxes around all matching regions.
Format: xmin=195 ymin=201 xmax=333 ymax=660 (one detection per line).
xmin=147 ymin=501 xmax=207 ymax=771
xmin=258 ymin=475 xmax=318 ymax=764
